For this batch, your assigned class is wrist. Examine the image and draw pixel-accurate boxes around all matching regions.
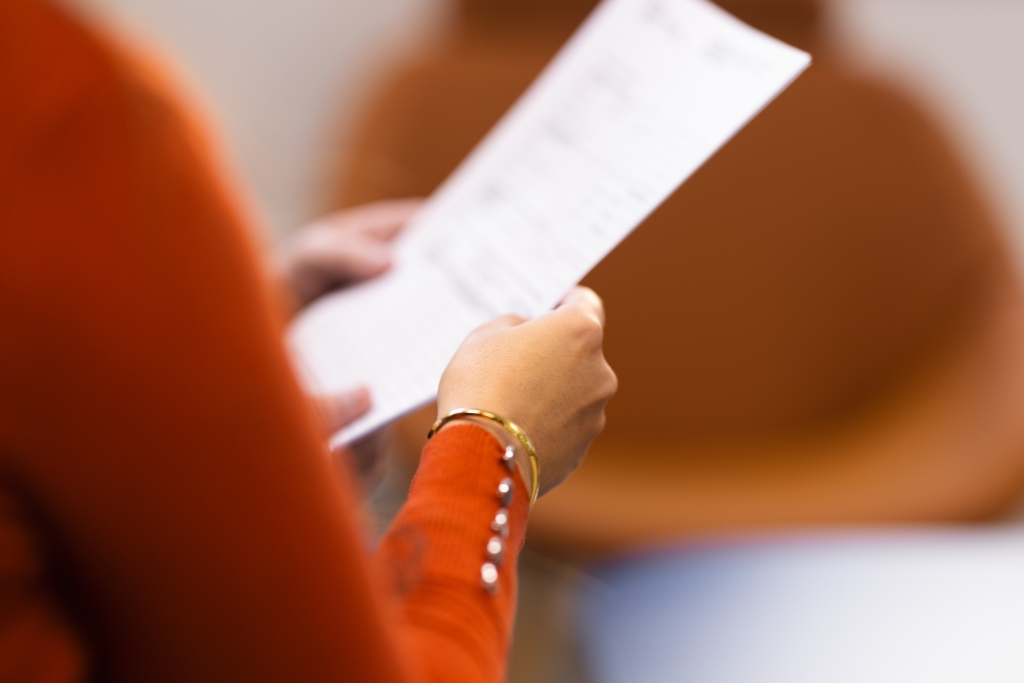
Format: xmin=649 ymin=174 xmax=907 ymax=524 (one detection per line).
xmin=437 ymin=416 xmax=535 ymax=501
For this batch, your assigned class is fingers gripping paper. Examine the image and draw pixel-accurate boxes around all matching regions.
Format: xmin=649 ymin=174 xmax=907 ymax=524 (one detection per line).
xmin=290 ymin=0 xmax=811 ymax=445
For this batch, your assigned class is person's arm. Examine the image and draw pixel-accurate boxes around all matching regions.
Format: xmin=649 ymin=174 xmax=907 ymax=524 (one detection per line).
xmin=1 ymin=5 xmax=411 ymax=680
xmin=375 ymin=286 xmax=617 ymax=682
xmin=0 ymin=4 xmax=615 ymax=682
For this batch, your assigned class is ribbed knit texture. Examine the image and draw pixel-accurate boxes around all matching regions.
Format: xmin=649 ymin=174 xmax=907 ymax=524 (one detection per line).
xmin=377 ymin=424 xmax=530 ymax=682
xmin=0 ymin=2 xmax=528 ymax=681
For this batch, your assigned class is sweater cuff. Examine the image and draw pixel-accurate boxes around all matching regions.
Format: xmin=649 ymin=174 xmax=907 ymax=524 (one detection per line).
xmin=373 ymin=423 xmax=531 ymax=667
xmin=399 ymin=423 xmax=529 ymax=589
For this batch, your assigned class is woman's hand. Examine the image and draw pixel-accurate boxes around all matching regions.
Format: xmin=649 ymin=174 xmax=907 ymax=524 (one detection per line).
xmin=283 ymin=200 xmax=421 ymax=485
xmin=436 ymin=287 xmax=618 ymax=497
xmin=311 ymin=388 xmax=389 ymax=487
xmin=279 ymin=199 xmax=423 ymax=309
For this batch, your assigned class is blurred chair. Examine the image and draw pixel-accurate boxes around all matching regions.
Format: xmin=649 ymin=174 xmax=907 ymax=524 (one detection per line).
xmin=337 ymin=0 xmax=1024 ymax=556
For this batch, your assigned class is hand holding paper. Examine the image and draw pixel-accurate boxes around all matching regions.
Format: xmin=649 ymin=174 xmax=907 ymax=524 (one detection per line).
xmin=290 ymin=0 xmax=811 ymax=445
xmin=436 ymin=286 xmax=617 ymax=495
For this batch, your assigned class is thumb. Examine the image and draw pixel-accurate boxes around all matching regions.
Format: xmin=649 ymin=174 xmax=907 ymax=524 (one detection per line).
xmin=478 ymin=313 xmax=527 ymax=331
xmin=554 ymin=286 xmax=606 ymax=327
xmin=313 ymin=387 xmax=372 ymax=436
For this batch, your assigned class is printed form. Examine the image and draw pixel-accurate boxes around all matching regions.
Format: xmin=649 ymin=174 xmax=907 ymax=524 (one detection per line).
xmin=289 ymin=0 xmax=811 ymax=444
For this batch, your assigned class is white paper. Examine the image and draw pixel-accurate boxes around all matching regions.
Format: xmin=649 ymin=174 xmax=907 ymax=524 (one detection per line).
xmin=289 ymin=0 xmax=811 ymax=445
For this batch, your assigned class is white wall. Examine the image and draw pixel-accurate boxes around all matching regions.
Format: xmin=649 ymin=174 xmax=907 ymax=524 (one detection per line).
xmin=66 ymin=0 xmax=1024 ymax=263
xmin=70 ymin=0 xmax=450 ymax=241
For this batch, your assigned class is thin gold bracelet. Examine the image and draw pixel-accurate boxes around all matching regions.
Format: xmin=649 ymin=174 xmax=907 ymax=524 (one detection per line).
xmin=428 ymin=409 xmax=540 ymax=508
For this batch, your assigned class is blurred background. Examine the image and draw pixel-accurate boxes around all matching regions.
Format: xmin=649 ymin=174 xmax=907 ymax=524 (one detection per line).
xmin=69 ymin=0 xmax=1024 ymax=680
xmin=72 ymin=0 xmax=1024 ymax=262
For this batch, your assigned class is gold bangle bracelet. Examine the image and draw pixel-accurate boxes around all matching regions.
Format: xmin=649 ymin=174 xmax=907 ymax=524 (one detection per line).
xmin=428 ymin=409 xmax=540 ymax=508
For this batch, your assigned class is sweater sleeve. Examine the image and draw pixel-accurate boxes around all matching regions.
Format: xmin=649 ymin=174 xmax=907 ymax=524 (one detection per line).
xmin=0 ymin=2 xmax=525 ymax=682
xmin=375 ymin=425 xmax=531 ymax=683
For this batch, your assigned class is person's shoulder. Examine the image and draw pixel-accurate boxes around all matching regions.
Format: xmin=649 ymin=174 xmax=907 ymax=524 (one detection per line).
xmin=0 ymin=0 xmax=123 ymax=142
xmin=0 ymin=0 xmax=222 ymax=187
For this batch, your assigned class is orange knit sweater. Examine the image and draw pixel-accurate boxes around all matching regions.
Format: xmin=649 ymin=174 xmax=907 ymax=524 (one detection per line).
xmin=0 ymin=1 xmax=528 ymax=681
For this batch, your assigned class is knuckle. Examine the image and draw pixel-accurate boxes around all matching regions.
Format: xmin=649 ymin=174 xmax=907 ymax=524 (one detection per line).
xmin=503 ymin=313 xmax=526 ymax=326
xmin=571 ymin=312 xmax=604 ymax=341
xmin=605 ymin=366 xmax=619 ymax=397
xmin=480 ymin=314 xmax=522 ymax=333
xmin=462 ymin=327 xmax=485 ymax=346
xmin=574 ymin=285 xmax=599 ymax=302
xmin=577 ymin=286 xmax=606 ymax=320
